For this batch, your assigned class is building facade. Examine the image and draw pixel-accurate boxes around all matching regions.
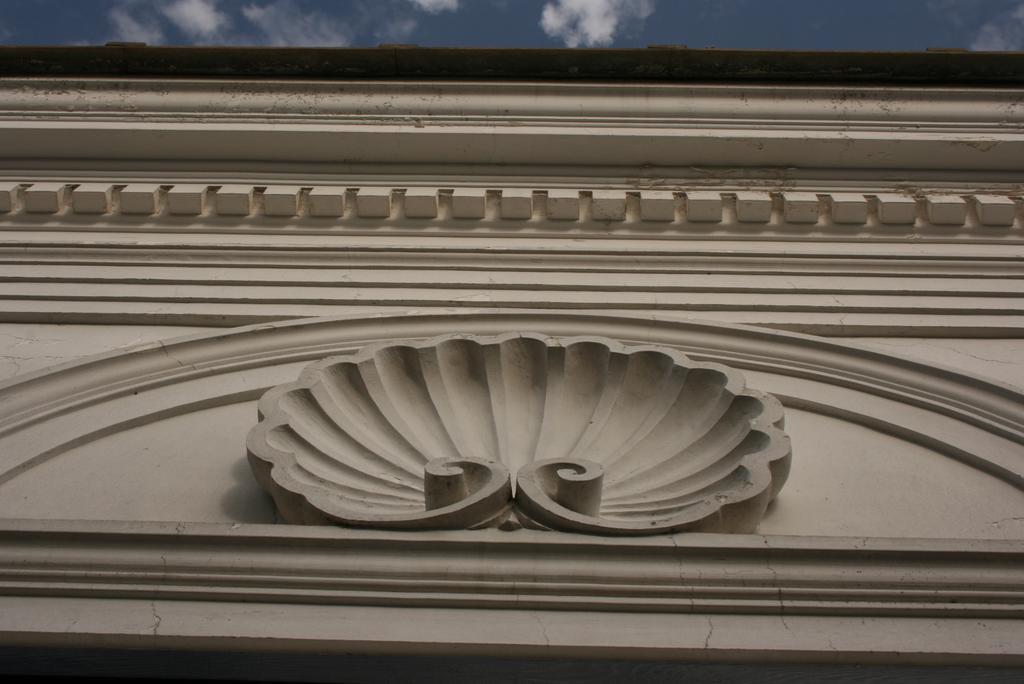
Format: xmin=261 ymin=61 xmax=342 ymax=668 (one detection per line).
xmin=0 ymin=47 xmax=1022 ymax=679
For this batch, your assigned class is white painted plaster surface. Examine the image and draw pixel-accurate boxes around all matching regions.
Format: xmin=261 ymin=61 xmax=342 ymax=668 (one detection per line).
xmin=856 ymin=338 xmax=1024 ymax=388
xmin=757 ymin=407 xmax=1024 ymax=539
xmin=0 ymin=400 xmax=276 ymax=524
xmin=0 ymin=324 xmax=213 ymax=380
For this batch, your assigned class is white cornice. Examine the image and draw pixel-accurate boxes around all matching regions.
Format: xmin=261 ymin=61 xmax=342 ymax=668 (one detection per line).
xmin=0 ymin=75 xmax=1022 ymax=665
xmin=0 ymin=78 xmax=1022 ymax=175
xmin=1 ymin=78 xmax=1021 ymax=129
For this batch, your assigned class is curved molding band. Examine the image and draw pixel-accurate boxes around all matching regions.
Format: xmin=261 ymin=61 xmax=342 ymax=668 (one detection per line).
xmin=0 ymin=311 xmax=1021 ymax=497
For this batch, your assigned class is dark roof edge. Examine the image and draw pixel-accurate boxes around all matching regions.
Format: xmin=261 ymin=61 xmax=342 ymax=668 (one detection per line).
xmin=2 ymin=46 xmax=1023 ymax=84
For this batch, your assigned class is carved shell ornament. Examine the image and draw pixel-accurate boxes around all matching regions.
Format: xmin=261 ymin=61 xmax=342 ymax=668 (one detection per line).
xmin=246 ymin=333 xmax=792 ymax=535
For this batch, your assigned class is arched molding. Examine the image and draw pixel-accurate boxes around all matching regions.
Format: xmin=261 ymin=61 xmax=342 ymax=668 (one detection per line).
xmin=0 ymin=310 xmax=1022 ymax=495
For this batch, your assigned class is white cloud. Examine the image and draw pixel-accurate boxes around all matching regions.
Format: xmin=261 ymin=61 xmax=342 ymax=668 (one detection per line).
xmin=376 ymin=15 xmax=419 ymax=43
xmin=928 ymin=0 xmax=998 ymax=29
xmin=970 ymin=2 xmax=1024 ymax=50
xmin=162 ymin=0 xmax=230 ymax=39
xmin=408 ymin=0 xmax=459 ymax=12
xmin=109 ymin=5 xmax=165 ymax=45
xmin=242 ymin=1 xmax=352 ymax=47
xmin=540 ymin=0 xmax=655 ymax=48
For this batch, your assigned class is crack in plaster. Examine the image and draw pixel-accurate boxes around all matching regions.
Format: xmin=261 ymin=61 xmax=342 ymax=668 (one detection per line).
xmin=0 ymin=333 xmax=65 ymax=347
xmin=762 ymin=536 xmax=790 ymax=633
xmin=149 ymin=601 xmax=162 ymax=637
xmin=157 ymin=340 xmax=198 ymax=371
xmin=991 ymin=516 xmax=1024 ymax=529
xmin=530 ymin=613 xmax=551 ymax=648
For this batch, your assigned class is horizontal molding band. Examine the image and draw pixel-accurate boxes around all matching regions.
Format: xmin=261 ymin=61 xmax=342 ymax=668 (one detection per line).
xmin=1 ymin=182 xmax=1020 ymax=233
xmin=0 ymin=521 xmax=1020 ymax=618
xmin=0 ymin=266 xmax=1020 ymax=294
xmin=4 ymin=233 xmax=1023 ymax=256
xmin=2 ymin=79 xmax=1022 ymax=127
xmin=1 ymin=76 xmax=1023 ymax=176
xmin=0 ymin=304 xmax=1020 ymax=336
xmin=5 ymin=123 xmax=1024 ymax=173
xmin=0 ymin=239 xmax=1020 ymax=331
xmin=6 ymin=166 xmax=1024 ymax=190
xmin=0 ymin=286 xmax=1020 ymax=313
xmin=2 ymin=599 xmax=1022 ymax=664
xmin=2 ymin=247 xmax=1023 ymax=278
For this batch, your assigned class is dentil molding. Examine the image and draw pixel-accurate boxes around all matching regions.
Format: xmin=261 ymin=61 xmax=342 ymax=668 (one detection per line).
xmin=0 ymin=181 xmax=1020 ymax=231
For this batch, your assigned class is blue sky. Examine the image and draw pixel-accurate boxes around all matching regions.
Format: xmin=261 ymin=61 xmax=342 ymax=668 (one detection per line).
xmin=0 ymin=0 xmax=1023 ymax=51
